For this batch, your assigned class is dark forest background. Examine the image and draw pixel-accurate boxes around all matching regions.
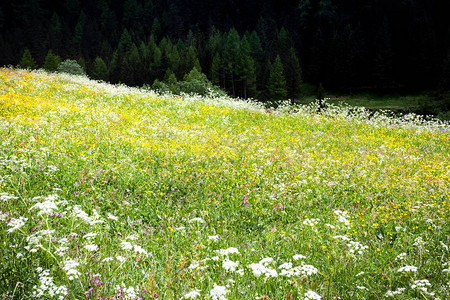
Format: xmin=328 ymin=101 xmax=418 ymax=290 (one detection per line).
xmin=1 ymin=0 xmax=450 ymax=102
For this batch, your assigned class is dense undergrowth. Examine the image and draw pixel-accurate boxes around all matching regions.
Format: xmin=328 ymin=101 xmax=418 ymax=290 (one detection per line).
xmin=0 ymin=68 xmax=449 ymax=299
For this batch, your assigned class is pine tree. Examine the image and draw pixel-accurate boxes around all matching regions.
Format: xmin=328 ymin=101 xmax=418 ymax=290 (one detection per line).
xmin=284 ymin=48 xmax=302 ymax=98
xmin=237 ymin=36 xmax=257 ymax=98
xmin=73 ymin=11 xmax=87 ymax=51
xmin=268 ymin=55 xmax=287 ymax=100
xmin=223 ymin=28 xmax=240 ymax=96
xmin=19 ymin=48 xmax=38 ymax=70
xmin=93 ymin=57 xmax=109 ymax=81
xmin=43 ymin=50 xmax=62 ymax=72
xmin=210 ymin=53 xmax=221 ymax=86
xmin=163 ymin=69 xmax=178 ymax=93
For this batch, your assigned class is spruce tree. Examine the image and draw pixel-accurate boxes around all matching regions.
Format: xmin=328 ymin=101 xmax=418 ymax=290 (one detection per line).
xmin=268 ymin=55 xmax=287 ymax=100
xmin=43 ymin=50 xmax=62 ymax=72
xmin=238 ymin=36 xmax=257 ymax=98
xmin=19 ymin=48 xmax=38 ymax=70
xmin=284 ymin=48 xmax=302 ymax=98
xmin=93 ymin=57 xmax=109 ymax=81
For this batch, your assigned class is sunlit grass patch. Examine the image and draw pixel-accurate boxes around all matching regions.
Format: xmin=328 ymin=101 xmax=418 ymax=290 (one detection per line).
xmin=1 ymin=68 xmax=449 ymax=299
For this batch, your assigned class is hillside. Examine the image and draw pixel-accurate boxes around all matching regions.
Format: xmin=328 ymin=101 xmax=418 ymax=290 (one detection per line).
xmin=0 ymin=68 xmax=449 ymax=299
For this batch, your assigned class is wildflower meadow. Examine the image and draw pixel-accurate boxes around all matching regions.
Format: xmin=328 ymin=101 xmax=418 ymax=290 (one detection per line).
xmin=0 ymin=68 xmax=449 ymax=299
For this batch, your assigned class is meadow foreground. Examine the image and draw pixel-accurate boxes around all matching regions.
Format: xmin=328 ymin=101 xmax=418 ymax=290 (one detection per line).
xmin=0 ymin=68 xmax=449 ymax=299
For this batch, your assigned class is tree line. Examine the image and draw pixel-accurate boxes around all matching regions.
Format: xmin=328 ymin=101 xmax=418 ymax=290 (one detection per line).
xmin=1 ymin=0 xmax=450 ymax=100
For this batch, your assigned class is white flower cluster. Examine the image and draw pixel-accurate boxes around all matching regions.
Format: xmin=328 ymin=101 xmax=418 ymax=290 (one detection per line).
xmin=25 ymin=230 xmax=55 ymax=253
xmin=63 ymin=259 xmax=81 ymax=280
xmin=397 ymin=265 xmax=418 ymax=273
xmin=32 ymin=268 xmax=68 ymax=299
xmin=411 ymin=279 xmax=432 ymax=294
xmin=210 ymin=284 xmax=229 ymax=300
xmin=304 ymin=290 xmax=322 ymax=300
xmin=30 ymin=194 xmax=60 ymax=216
xmin=385 ymin=287 xmax=405 ymax=297
xmin=216 ymin=247 xmax=239 ymax=256
xmin=182 ymin=290 xmax=201 ymax=299
xmin=279 ymin=263 xmax=318 ymax=277
xmin=7 ymin=216 xmax=28 ymax=233
xmin=222 ymin=259 xmax=238 ymax=272
xmin=334 ymin=209 xmax=351 ymax=226
xmin=119 ymin=240 xmax=149 ymax=256
xmin=333 ymin=235 xmax=368 ymax=255
xmin=71 ymin=205 xmax=103 ymax=225
xmin=394 ymin=252 xmax=407 ymax=261
xmin=0 ymin=192 xmax=18 ymax=202
xmin=302 ymin=218 xmax=320 ymax=226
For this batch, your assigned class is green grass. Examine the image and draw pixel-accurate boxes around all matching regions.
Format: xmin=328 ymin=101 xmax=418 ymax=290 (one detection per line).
xmin=1 ymin=68 xmax=449 ymax=299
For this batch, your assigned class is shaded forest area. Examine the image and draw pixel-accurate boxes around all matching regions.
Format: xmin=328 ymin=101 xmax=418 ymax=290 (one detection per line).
xmin=1 ymin=0 xmax=450 ymax=101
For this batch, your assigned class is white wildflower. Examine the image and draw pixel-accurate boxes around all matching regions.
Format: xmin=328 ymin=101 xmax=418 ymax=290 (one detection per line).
xmin=279 ymin=262 xmax=293 ymax=270
xmin=208 ymin=235 xmax=219 ymax=241
xmin=333 ymin=235 xmax=350 ymax=241
xmin=189 ymin=217 xmax=204 ymax=223
xmin=83 ymin=233 xmax=97 ymax=240
xmin=303 ymin=218 xmax=319 ymax=226
xmin=107 ymin=213 xmax=118 ymax=221
xmin=182 ymin=290 xmax=201 ymax=299
xmin=222 ymin=259 xmax=238 ymax=272
xmin=30 ymin=199 xmax=58 ymax=216
xmin=133 ymin=244 xmax=148 ymax=256
xmin=63 ymin=259 xmax=81 ymax=280
xmin=217 ymin=247 xmax=239 ymax=256
xmin=120 ymin=241 xmax=133 ymax=250
xmin=395 ymin=253 xmax=407 ymax=261
xmin=7 ymin=217 xmax=28 ymax=233
xmin=304 ymin=290 xmax=321 ymax=300
xmin=334 ymin=210 xmax=350 ymax=226
xmin=102 ymin=257 xmax=114 ymax=262
xmin=293 ymin=254 xmax=306 ymax=260
xmin=259 ymin=257 xmax=273 ymax=265
xmin=411 ymin=279 xmax=431 ymax=292
xmin=176 ymin=226 xmax=186 ymax=231
xmin=397 ymin=265 xmax=418 ymax=273
xmin=84 ymin=244 xmax=98 ymax=252
xmin=210 ymin=284 xmax=228 ymax=300
xmin=385 ymin=288 xmax=405 ymax=297
xmin=116 ymin=256 xmax=126 ymax=262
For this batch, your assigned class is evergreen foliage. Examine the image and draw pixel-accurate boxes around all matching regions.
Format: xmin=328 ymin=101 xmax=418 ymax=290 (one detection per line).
xmin=18 ymin=49 xmax=38 ymax=70
xmin=93 ymin=57 xmax=109 ymax=81
xmin=2 ymin=0 xmax=449 ymax=104
xmin=43 ymin=50 xmax=62 ymax=72
xmin=268 ymin=55 xmax=287 ymax=100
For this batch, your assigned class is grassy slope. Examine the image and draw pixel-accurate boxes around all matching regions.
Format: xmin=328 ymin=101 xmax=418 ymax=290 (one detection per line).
xmin=0 ymin=68 xmax=449 ymax=299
